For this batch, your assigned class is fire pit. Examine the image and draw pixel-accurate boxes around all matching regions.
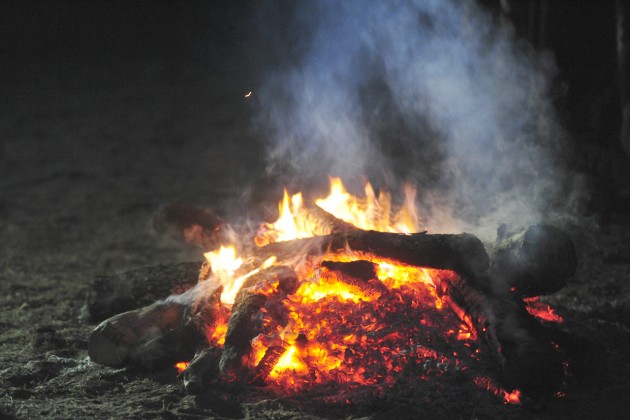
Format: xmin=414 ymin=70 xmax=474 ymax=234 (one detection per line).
xmin=87 ymin=178 xmax=577 ymax=410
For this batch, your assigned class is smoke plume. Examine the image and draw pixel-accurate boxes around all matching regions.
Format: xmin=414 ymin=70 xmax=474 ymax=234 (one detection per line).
xmin=254 ymin=0 xmax=584 ymax=240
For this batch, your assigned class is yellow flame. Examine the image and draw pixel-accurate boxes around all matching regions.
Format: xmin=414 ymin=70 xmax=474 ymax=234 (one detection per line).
xmin=257 ymin=177 xmax=420 ymax=246
xmin=269 ymin=346 xmax=307 ymax=378
xmin=204 ymin=245 xmax=277 ymax=304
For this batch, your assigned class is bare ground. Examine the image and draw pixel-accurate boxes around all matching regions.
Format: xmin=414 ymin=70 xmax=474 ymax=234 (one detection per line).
xmin=2 ymin=58 xmax=630 ymax=419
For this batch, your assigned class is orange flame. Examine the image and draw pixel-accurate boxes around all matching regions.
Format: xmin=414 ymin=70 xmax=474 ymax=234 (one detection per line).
xmin=256 ymin=177 xmax=420 ymax=246
xmin=174 ymin=361 xmax=189 ymax=373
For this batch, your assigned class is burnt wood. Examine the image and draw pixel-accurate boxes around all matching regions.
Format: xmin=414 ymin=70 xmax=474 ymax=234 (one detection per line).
xmin=436 ymin=273 xmax=563 ymax=405
xmin=251 ymin=230 xmax=489 ymax=278
xmin=488 ymin=224 xmax=577 ymax=297
xmin=181 ymin=347 xmax=222 ymax=395
xmin=219 ymin=266 xmax=298 ymax=380
xmin=88 ymin=284 xmax=223 ymax=370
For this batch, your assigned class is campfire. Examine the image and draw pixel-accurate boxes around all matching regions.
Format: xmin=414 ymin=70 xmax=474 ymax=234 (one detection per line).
xmin=87 ymin=177 xmax=577 ymax=410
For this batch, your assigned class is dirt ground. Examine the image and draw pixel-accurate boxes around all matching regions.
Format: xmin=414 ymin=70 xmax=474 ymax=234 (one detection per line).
xmin=2 ymin=7 xmax=630 ymax=419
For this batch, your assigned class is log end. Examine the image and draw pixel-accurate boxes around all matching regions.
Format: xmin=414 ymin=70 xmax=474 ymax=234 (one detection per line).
xmin=88 ymin=323 xmax=129 ymax=368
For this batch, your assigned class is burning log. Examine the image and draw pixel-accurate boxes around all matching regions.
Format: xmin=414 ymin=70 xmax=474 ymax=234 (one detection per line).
xmin=180 ymin=347 xmax=221 ymax=395
xmin=249 ymin=346 xmax=286 ymax=386
xmin=88 ymin=283 xmax=223 ymax=370
xmin=219 ymin=266 xmax=299 ymax=379
xmin=436 ymin=273 xmax=563 ymax=405
xmin=252 ymin=230 xmax=490 ymax=278
xmin=153 ymin=203 xmax=233 ymax=251
xmin=488 ymin=224 xmax=577 ymax=297
xmin=87 ymin=262 xmax=202 ymax=322
xmin=319 ymin=260 xmax=387 ymax=297
xmin=295 ymin=200 xmax=358 ymax=235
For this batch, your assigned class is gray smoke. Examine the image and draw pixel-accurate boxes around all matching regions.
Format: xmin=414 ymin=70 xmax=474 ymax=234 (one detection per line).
xmin=254 ymin=0 xmax=585 ymax=240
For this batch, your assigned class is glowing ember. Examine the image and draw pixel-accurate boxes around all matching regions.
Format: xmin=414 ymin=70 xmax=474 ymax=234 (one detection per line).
xmin=174 ymin=361 xmax=189 ymax=373
xmin=474 ymin=376 xmax=522 ymax=405
xmin=524 ymin=297 xmax=564 ymax=323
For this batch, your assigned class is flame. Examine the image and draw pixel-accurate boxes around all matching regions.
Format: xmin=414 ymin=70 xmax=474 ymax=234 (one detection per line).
xmin=203 ymin=246 xmax=277 ymax=305
xmin=256 ymin=177 xmax=419 ymax=246
xmin=269 ymin=346 xmax=308 ymax=378
xmin=174 ymin=361 xmax=189 ymax=373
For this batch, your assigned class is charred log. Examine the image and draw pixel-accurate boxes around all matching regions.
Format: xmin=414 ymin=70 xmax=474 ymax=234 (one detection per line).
xmin=181 ymin=347 xmax=222 ymax=395
xmin=252 ymin=230 xmax=489 ymax=278
xmin=436 ymin=274 xmax=563 ymax=405
xmin=219 ymin=266 xmax=299 ymax=379
xmin=320 ymin=260 xmax=377 ymax=281
xmin=248 ymin=346 xmax=286 ymax=386
xmin=153 ymin=203 xmax=233 ymax=251
xmin=88 ymin=284 xmax=223 ymax=370
xmin=319 ymin=260 xmax=387 ymax=297
xmin=488 ymin=224 xmax=577 ymax=297
xmin=87 ymin=262 xmax=202 ymax=323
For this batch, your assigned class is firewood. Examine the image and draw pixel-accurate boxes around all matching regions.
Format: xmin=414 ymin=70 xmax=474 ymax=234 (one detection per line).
xmin=87 ymin=262 xmax=202 ymax=323
xmin=88 ymin=284 xmax=223 ymax=370
xmin=181 ymin=347 xmax=222 ymax=395
xmin=219 ymin=266 xmax=299 ymax=379
xmin=251 ymin=230 xmax=489 ymax=278
xmin=488 ymin=224 xmax=577 ymax=297
xmin=153 ymin=203 xmax=233 ymax=251
xmin=435 ymin=273 xmax=563 ymax=405
xmin=248 ymin=346 xmax=286 ymax=386
xmin=319 ymin=260 xmax=387 ymax=297
xmin=295 ymin=200 xmax=358 ymax=235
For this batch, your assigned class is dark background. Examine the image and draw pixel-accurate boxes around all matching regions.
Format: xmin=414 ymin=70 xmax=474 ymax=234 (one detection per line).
xmin=1 ymin=1 xmax=630 ymax=419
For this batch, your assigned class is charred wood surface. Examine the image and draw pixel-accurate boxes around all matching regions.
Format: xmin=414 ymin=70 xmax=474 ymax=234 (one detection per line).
xmin=181 ymin=347 xmax=222 ymax=395
xmin=87 ymin=262 xmax=202 ymax=323
xmin=88 ymin=285 xmax=222 ymax=370
xmin=219 ymin=266 xmax=298 ymax=379
xmin=436 ymin=274 xmax=563 ymax=405
xmin=319 ymin=260 xmax=387 ymax=297
xmin=488 ymin=224 xmax=577 ymax=297
xmin=252 ymin=230 xmax=489 ymax=278
xmin=249 ymin=346 xmax=286 ymax=386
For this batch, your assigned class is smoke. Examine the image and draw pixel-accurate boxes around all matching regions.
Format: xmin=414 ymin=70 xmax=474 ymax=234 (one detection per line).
xmin=254 ymin=0 xmax=585 ymax=240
